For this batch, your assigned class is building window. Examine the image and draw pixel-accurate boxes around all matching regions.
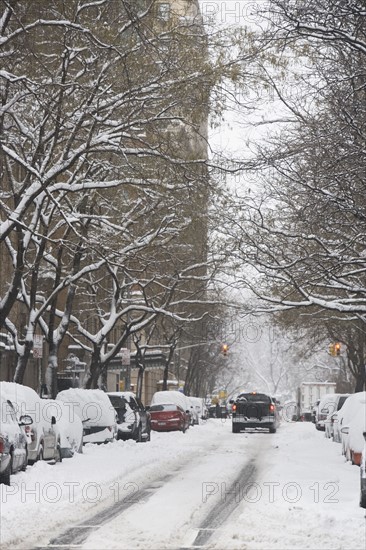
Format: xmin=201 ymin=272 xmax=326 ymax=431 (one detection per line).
xmin=157 ymin=3 xmax=170 ymax=21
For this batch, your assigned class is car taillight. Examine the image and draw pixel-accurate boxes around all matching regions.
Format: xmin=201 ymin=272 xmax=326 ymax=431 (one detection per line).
xmin=0 ymin=437 xmax=4 ymax=453
xmin=232 ymin=404 xmax=237 ymax=412
xmin=269 ymin=404 xmax=275 ymax=412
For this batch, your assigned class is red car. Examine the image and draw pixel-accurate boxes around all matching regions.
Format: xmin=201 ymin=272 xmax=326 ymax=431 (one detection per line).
xmin=149 ymin=403 xmax=190 ymax=433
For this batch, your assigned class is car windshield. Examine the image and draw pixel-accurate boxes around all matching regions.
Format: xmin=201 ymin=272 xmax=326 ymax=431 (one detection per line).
xmin=338 ymin=395 xmax=349 ymax=409
xmin=108 ymin=395 xmax=127 ymax=409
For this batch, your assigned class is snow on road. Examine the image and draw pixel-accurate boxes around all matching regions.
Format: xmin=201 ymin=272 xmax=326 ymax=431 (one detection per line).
xmin=0 ymin=419 xmax=364 ymax=550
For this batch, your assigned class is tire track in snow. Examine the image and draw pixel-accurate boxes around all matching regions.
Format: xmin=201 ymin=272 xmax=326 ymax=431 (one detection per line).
xmin=181 ymin=458 xmax=257 ymax=549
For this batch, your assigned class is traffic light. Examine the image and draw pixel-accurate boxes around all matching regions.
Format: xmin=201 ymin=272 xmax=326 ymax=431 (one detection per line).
xmin=329 ymin=342 xmax=341 ymax=356
xmin=221 ymin=344 xmax=229 ymax=356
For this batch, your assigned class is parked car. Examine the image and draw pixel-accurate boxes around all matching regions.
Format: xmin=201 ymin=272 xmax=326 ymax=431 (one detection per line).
xmin=340 ymin=401 xmax=366 ymax=465
xmin=0 ymin=382 xmax=61 ymax=463
xmin=149 ymin=403 xmax=190 ymax=433
xmin=42 ymin=400 xmax=83 ymax=458
xmin=334 ymin=392 xmax=366 ymax=463
xmin=0 ymin=396 xmax=33 ymax=485
xmin=57 ymin=388 xmax=117 ymax=444
xmin=315 ymin=393 xmax=341 ymax=431
xmin=324 ymin=394 xmax=350 ymax=438
xmin=231 ymin=392 xmax=279 ymax=433
xmin=360 ymin=432 xmax=366 ymax=508
xmin=107 ymin=392 xmax=151 ymax=442
xmin=187 ymin=398 xmax=200 ymax=425
xmin=188 ymin=396 xmax=208 ymax=422
xmin=151 ymin=390 xmax=191 ymax=427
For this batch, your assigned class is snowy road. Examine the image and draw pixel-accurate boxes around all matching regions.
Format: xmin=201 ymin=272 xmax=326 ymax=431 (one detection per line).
xmin=1 ymin=419 xmax=365 ymax=550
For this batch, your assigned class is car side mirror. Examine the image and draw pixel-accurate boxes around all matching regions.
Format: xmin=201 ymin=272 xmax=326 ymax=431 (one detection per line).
xmin=363 ymin=431 xmax=366 ymax=441
xmin=19 ymin=414 xmax=33 ymax=426
xmin=341 ymin=427 xmax=349 ymax=434
xmin=51 ymin=415 xmax=56 ymax=425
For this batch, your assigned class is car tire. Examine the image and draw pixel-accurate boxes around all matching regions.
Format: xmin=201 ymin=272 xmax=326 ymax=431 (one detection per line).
xmin=360 ymin=475 xmax=366 ymax=508
xmin=21 ymin=449 xmax=28 ymax=471
xmin=37 ymin=445 xmax=44 ymax=462
xmin=55 ymin=444 xmax=62 ymax=463
xmin=136 ymin=424 xmax=143 ymax=443
xmin=232 ymin=424 xmax=239 ymax=433
xmin=0 ymin=452 xmax=13 ymax=486
xmin=269 ymin=426 xmax=276 ymax=434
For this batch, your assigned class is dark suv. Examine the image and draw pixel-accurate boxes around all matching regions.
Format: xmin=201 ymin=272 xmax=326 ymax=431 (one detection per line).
xmin=231 ymin=392 xmax=279 ymax=433
xmin=107 ymin=392 xmax=151 ymax=443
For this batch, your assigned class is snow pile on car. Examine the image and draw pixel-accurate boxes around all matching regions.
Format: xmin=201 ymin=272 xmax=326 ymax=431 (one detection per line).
xmin=56 ymin=388 xmax=116 ymax=426
xmin=151 ymin=390 xmax=190 ymax=412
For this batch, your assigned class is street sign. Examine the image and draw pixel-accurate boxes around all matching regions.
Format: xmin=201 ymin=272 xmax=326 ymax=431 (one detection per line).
xmin=120 ymin=348 xmax=131 ymax=366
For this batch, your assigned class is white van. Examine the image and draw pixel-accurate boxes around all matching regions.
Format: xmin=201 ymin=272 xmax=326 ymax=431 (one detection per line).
xmin=57 ymin=388 xmax=117 ymax=444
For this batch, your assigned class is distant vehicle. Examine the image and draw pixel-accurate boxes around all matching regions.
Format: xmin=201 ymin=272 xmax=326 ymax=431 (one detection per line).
xmin=338 ymin=392 xmax=366 ymax=465
xmin=107 ymin=392 xmax=151 ymax=442
xmin=231 ymin=392 xmax=279 ymax=433
xmin=0 ymin=382 xmax=61 ymax=464
xmin=188 ymin=396 xmax=208 ymax=421
xmin=57 ymin=388 xmax=116 ymax=444
xmin=297 ymin=382 xmax=336 ymax=422
xmin=149 ymin=403 xmax=190 ymax=433
xmin=360 ymin=432 xmax=366 ymax=508
xmin=0 ymin=396 xmax=33 ymax=485
xmin=324 ymin=394 xmax=350 ymax=438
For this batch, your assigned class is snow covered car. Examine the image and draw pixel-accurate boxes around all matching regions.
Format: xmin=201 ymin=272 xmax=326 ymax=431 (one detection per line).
xmin=188 ymin=396 xmax=207 ymax=422
xmin=334 ymin=392 xmax=366 ymax=461
xmin=315 ymin=393 xmax=339 ymax=431
xmin=340 ymin=396 xmax=366 ymax=465
xmin=42 ymin=400 xmax=83 ymax=458
xmin=0 ymin=382 xmax=61 ymax=463
xmin=107 ymin=392 xmax=151 ymax=442
xmin=360 ymin=433 xmax=366 ymax=508
xmin=324 ymin=394 xmax=349 ymax=439
xmin=57 ymin=388 xmax=116 ymax=444
xmin=149 ymin=403 xmax=190 ymax=433
xmin=151 ymin=390 xmax=191 ymax=425
xmin=0 ymin=396 xmax=33 ymax=485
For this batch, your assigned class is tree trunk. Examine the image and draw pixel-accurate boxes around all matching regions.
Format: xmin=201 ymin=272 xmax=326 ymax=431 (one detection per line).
xmin=45 ymin=345 xmax=59 ymax=399
xmin=136 ymin=365 xmax=144 ymax=400
xmin=84 ymin=347 xmax=102 ymax=389
xmin=354 ymin=368 xmax=366 ymax=392
xmin=13 ymin=342 xmax=32 ymax=384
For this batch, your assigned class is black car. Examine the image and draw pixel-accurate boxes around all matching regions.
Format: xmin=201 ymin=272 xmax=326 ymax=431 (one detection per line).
xmin=107 ymin=392 xmax=151 ymax=443
xmin=0 ymin=398 xmax=33 ymax=485
xmin=231 ymin=392 xmax=280 ymax=433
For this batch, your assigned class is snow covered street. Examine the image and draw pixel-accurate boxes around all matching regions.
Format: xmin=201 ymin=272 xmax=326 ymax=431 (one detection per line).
xmin=1 ymin=419 xmax=365 ymax=550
